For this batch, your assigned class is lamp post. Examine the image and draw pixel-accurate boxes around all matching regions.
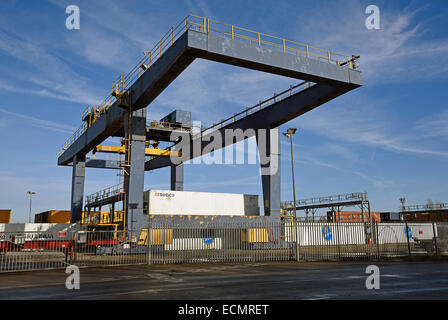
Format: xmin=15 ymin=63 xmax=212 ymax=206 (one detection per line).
xmin=283 ymin=128 xmax=297 ymax=219
xmin=27 ymin=191 xmax=36 ymax=223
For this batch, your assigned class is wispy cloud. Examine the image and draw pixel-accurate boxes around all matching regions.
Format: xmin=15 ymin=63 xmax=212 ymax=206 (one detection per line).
xmin=0 ymin=108 xmax=76 ymax=134
xmin=292 ymin=97 xmax=448 ymax=158
xmin=291 ymin=1 xmax=448 ymax=84
xmin=353 ymin=171 xmax=394 ymax=188
xmin=415 ymin=109 xmax=448 ymax=139
xmin=48 ymin=0 xmax=172 ymax=70
xmin=0 ymin=28 xmax=101 ymax=105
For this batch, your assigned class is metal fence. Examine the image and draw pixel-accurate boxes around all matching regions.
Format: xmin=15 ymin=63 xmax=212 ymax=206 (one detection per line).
xmin=0 ymin=230 xmax=146 ymax=272
xmin=1 ymin=222 xmax=447 ymax=273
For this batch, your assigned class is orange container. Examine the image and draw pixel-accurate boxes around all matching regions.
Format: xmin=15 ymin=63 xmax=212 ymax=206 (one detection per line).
xmin=0 ymin=209 xmax=12 ymax=223
xmin=34 ymin=210 xmax=71 ymax=224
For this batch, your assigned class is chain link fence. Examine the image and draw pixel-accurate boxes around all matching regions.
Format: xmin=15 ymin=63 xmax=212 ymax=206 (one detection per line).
xmin=1 ymin=221 xmax=447 ymax=273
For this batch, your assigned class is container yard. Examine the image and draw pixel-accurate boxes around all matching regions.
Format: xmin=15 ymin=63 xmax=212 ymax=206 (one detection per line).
xmin=1 ymin=1 xmax=448 ymax=304
xmin=0 ymin=12 xmax=447 ymax=274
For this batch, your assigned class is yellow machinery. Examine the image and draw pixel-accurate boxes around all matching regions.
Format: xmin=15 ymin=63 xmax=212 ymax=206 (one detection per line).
xmin=138 ymin=228 xmax=173 ymax=246
xmin=242 ymin=228 xmax=272 ymax=243
xmin=94 ymin=144 xmax=182 ymax=157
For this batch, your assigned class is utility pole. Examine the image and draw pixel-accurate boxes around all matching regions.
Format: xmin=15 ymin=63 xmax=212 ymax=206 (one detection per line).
xmin=27 ymin=191 xmax=36 ymax=223
xmin=283 ymin=128 xmax=297 ymax=218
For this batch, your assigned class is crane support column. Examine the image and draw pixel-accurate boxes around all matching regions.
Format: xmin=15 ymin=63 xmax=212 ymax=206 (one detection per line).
xmin=170 ymin=163 xmax=184 ymax=191
xmin=124 ymin=108 xmax=147 ymax=231
xmin=257 ymin=128 xmax=281 ymax=221
xmin=70 ymin=154 xmax=86 ymax=223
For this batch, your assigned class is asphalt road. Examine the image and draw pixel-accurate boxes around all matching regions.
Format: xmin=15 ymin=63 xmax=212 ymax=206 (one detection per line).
xmin=0 ymin=261 xmax=448 ymax=300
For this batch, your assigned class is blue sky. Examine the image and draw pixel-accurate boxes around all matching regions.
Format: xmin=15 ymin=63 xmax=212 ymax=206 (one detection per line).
xmin=0 ymin=0 xmax=447 ymax=222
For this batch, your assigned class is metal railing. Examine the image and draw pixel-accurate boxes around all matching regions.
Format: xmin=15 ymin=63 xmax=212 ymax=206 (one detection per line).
xmin=147 ymin=221 xmax=295 ymax=264
xmin=146 ymin=120 xmax=198 ymax=132
xmin=59 ymin=14 xmax=357 ymax=158
xmin=282 ymin=192 xmax=368 ymax=209
xmin=201 ymin=14 xmax=355 ymax=67
xmin=82 ymin=211 xmax=124 ymax=226
xmin=197 ymin=81 xmax=314 ymax=139
xmin=150 ymin=82 xmax=315 ymax=157
xmin=2 ymin=222 xmax=445 ymax=273
xmin=0 ymin=230 xmax=146 ymax=272
xmin=85 ymin=183 xmax=124 ymax=207
xmin=402 ymin=203 xmax=448 ymax=212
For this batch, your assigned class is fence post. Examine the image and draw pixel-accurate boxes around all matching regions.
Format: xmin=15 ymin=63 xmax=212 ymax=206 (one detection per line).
xmin=73 ymin=231 xmax=78 ymax=266
xmin=336 ymin=220 xmax=341 ymax=260
xmin=294 ymin=220 xmax=300 ymax=262
xmin=146 ymin=225 xmax=152 ymax=265
xmin=375 ymin=221 xmax=380 ymax=259
xmin=432 ymin=222 xmax=439 ymax=255
xmin=405 ymin=222 xmax=411 ymax=256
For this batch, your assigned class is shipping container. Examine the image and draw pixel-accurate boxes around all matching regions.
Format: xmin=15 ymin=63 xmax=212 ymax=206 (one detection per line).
xmin=403 ymin=210 xmax=448 ymax=223
xmin=327 ymin=211 xmax=381 ymax=223
xmin=34 ymin=210 xmax=71 ymax=224
xmin=143 ymin=190 xmax=260 ymax=216
xmin=285 ymin=222 xmax=437 ymax=245
xmin=0 ymin=209 xmax=11 ymax=224
xmin=380 ymin=212 xmax=402 ymax=222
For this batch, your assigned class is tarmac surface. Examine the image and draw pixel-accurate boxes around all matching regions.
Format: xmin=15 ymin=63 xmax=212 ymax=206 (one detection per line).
xmin=0 ymin=261 xmax=448 ymax=300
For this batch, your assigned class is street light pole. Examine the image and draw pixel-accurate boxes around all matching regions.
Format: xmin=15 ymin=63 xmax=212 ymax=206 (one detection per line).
xmin=283 ymin=128 xmax=297 ymax=219
xmin=27 ymin=191 xmax=36 ymax=223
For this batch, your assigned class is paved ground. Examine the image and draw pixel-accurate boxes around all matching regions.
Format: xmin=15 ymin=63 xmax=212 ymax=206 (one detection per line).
xmin=0 ymin=261 xmax=448 ymax=299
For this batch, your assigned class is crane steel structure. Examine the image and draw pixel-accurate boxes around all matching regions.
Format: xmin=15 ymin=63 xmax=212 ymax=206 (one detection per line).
xmin=281 ymin=192 xmax=371 ymax=222
xmin=58 ymin=14 xmax=362 ymax=231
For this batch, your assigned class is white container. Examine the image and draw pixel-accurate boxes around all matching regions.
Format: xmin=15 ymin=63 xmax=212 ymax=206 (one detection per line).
xmin=143 ymin=190 xmax=259 ymax=216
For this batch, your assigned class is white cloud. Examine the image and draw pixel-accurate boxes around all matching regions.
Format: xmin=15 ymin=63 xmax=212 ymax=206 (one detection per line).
xmin=0 ymin=29 xmax=102 ymax=105
xmin=0 ymin=108 xmax=77 ymax=134
xmin=415 ymin=109 xmax=448 ymax=139
xmin=291 ymin=2 xmax=448 ymax=84
xmin=292 ymin=96 xmax=448 ymax=158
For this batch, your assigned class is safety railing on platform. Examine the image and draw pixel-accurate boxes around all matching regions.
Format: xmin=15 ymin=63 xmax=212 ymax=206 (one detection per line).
xmin=82 ymin=211 xmax=124 ymax=226
xmin=201 ymin=14 xmax=355 ymax=67
xmin=59 ymin=14 xmax=358 ymax=158
xmin=146 ymin=120 xmax=198 ymax=132
xmin=282 ymin=192 xmax=368 ymax=210
xmin=402 ymin=203 xmax=448 ymax=212
xmin=85 ymin=183 xmax=124 ymax=207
